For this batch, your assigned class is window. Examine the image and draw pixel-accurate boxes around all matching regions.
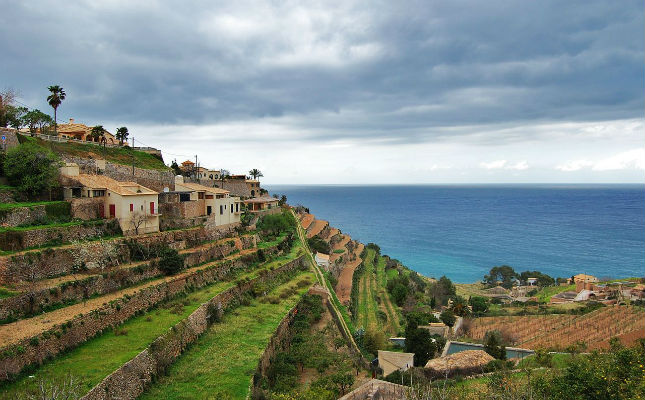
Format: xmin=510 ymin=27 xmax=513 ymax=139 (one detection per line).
xmin=130 ymin=203 xmax=133 ymax=212
xmin=198 ymin=192 xmax=204 ymax=199
xmin=230 ymin=203 xmax=233 ymax=213
xmin=236 ymin=203 xmax=239 ymax=212
xmin=219 ymin=205 xmax=223 ymax=215
xmin=93 ymin=190 xmax=105 ymax=197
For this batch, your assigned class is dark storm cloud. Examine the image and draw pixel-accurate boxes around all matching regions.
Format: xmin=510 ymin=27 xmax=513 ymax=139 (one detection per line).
xmin=0 ymin=0 xmax=642 ymax=143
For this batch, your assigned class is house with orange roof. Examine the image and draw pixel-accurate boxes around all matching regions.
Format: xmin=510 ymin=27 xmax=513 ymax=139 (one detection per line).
xmin=59 ymin=163 xmax=160 ymax=234
xmin=56 ymin=119 xmax=118 ymax=144
xmin=244 ymin=195 xmax=279 ymax=213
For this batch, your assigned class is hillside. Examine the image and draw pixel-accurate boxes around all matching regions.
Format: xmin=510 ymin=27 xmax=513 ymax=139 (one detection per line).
xmin=18 ymin=134 xmax=169 ymax=171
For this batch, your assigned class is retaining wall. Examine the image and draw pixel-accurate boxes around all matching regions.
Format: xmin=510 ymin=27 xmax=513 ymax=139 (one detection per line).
xmin=0 ymin=225 xmax=239 ymax=284
xmin=0 ymin=205 xmax=47 ymax=228
xmin=0 ymin=244 xmax=291 ymax=381
xmin=0 ymin=235 xmax=258 ymax=321
xmin=81 ymin=255 xmax=307 ymax=400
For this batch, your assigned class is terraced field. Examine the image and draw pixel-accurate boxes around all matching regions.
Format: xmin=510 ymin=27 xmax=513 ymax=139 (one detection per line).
xmin=467 ymin=305 xmax=645 ymax=350
xmin=139 ymin=271 xmax=314 ymax=399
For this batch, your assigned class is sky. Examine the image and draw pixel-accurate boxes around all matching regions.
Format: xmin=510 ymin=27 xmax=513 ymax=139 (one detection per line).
xmin=1 ymin=0 xmax=643 ymax=184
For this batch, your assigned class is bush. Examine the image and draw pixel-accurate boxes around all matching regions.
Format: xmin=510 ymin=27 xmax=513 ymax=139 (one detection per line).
xmin=440 ymin=309 xmax=456 ymax=327
xmin=3 ymin=142 xmax=60 ymax=197
xmin=484 ymin=330 xmax=506 ymax=360
xmin=157 ymin=247 xmax=185 ymax=275
xmin=307 ymin=236 xmax=330 ymax=254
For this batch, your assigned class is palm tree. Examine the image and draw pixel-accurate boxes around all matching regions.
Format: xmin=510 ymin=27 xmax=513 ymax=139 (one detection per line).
xmin=218 ymin=169 xmax=230 ymax=189
xmin=248 ymin=168 xmax=264 ymax=180
xmin=47 ymin=85 xmax=66 ymax=136
xmin=91 ymin=125 xmax=106 ymax=143
xmin=115 ymin=126 xmax=129 ymax=145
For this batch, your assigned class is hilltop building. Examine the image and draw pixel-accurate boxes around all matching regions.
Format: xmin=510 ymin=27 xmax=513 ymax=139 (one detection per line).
xmin=56 ymin=119 xmax=118 ymax=144
xmin=59 ymin=163 xmax=160 ymax=234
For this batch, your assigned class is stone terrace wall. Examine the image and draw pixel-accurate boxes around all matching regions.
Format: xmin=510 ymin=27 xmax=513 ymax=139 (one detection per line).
xmin=0 ymin=225 xmax=237 ymax=285
xmin=81 ymin=255 xmax=307 ymax=400
xmin=0 ymin=220 xmax=119 ymax=253
xmin=0 ymin=235 xmax=258 ymax=321
xmin=0 ymin=205 xmax=47 ymax=228
xmin=61 ymin=155 xmax=175 ymax=192
xmin=0 ymin=244 xmax=292 ymax=380
xmin=69 ymin=198 xmax=103 ymax=220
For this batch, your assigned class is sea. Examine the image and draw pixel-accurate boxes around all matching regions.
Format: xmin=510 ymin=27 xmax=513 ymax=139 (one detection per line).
xmin=265 ymin=184 xmax=645 ymax=283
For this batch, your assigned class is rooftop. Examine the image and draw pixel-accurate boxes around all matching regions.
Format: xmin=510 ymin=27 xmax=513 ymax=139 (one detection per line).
xmin=244 ymin=196 xmax=279 ymax=204
xmin=175 ymin=181 xmax=229 ymax=195
xmin=71 ymin=174 xmax=157 ymax=196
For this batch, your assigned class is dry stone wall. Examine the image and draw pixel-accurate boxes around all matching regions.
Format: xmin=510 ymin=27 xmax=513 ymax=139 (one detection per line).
xmin=68 ymin=198 xmax=103 ymax=220
xmin=81 ymin=255 xmax=307 ymax=400
xmin=0 ymin=243 xmax=289 ymax=381
xmin=0 ymin=235 xmax=258 ymax=321
xmin=0 ymin=205 xmax=47 ymax=227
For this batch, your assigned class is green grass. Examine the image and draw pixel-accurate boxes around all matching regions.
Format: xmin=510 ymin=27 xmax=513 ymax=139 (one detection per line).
xmin=0 ymin=286 xmax=19 ymax=299
xmin=386 ymin=268 xmax=399 ymax=280
xmin=0 ymin=201 xmax=67 ymax=211
xmin=0 ymin=244 xmax=305 ymax=397
xmin=0 ymin=220 xmax=91 ymax=233
xmin=333 ymin=248 xmax=345 ymax=254
xmin=22 ymin=135 xmax=169 ymax=171
xmin=357 ymin=249 xmax=381 ymax=330
xmin=375 ymin=255 xmax=400 ymax=335
xmin=516 ymin=353 xmax=574 ymax=369
xmin=0 ymin=184 xmax=16 ymax=191
xmin=535 ymin=284 xmax=576 ymax=303
xmin=140 ymin=272 xmax=314 ymax=400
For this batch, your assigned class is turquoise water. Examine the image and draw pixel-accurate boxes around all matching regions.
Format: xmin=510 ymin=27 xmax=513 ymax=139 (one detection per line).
xmin=266 ymin=184 xmax=645 ymax=283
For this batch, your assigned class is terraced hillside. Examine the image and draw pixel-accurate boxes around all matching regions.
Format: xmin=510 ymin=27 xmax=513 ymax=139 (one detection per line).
xmin=0 ymin=213 xmax=309 ymax=397
xmin=467 ymin=305 xmax=645 ymax=350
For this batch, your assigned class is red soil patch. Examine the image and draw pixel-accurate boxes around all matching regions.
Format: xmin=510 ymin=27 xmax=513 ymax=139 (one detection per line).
xmin=335 ymin=243 xmax=364 ymax=305
xmin=306 ymin=220 xmax=328 ymax=239
xmin=333 ymin=235 xmax=350 ymax=251
xmin=300 ymin=214 xmax=315 ymax=230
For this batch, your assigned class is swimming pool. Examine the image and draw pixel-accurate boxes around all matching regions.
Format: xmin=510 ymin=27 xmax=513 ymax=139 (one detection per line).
xmin=443 ymin=341 xmax=534 ymax=360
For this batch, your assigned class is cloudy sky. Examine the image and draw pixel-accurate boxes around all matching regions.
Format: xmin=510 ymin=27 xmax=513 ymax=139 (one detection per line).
xmin=1 ymin=0 xmax=643 ymax=183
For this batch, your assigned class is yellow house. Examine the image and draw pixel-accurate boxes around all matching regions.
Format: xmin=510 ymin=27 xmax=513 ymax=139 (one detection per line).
xmin=174 ymin=176 xmax=243 ymax=226
xmin=56 ymin=119 xmax=118 ymax=145
xmin=60 ymin=163 xmax=160 ymax=235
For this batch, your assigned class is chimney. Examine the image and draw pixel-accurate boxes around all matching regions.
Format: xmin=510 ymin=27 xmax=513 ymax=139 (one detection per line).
xmin=69 ymin=118 xmax=75 ymax=124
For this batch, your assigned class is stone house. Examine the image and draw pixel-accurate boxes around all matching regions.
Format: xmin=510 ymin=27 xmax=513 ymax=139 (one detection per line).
xmin=244 ymin=196 xmax=280 ymax=213
xmin=59 ymin=163 xmax=160 ymax=234
xmin=174 ymin=176 xmax=242 ymax=226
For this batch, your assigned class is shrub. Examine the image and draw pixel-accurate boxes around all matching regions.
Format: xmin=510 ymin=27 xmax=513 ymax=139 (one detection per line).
xmin=158 ymin=247 xmax=185 ymax=276
xmin=3 ymin=142 xmax=60 ymax=197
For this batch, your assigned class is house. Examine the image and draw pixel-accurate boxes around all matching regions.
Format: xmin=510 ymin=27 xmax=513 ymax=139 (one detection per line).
xmin=174 ymin=176 xmax=243 ymax=226
xmin=244 ymin=196 xmax=280 ymax=213
xmin=56 ymin=119 xmax=118 ymax=144
xmin=419 ymin=322 xmax=449 ymax=337
xmin=550 ymin=291 xmax=578 ymax=304
xmin=568 ymin=274 xmax=599 ymax=285
xmin=59 ymin=163 xmax=159 ymax=234
xmin=377 ymin=350 xmax=415 ymax=377
xmin=315 ymin=252 xmax=330 ymax=269
xmin=527 ymin=278 xmax=538 ymax=286
xmin=630 ymin=284 xmax=645 ymax=300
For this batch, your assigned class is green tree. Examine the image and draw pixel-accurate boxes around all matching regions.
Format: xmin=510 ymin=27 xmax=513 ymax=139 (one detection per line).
xmin=450 ymin=295 xmax=471 ymax=317
xmin=362 ymin=328 xmax=385 ymax=357
xmin=483 ymin=330 xmax=506 ymax=360
xmin=430 ymin=275 xmax=456 ymax=307
xmin=6 ymin=105 xmax=27 ymax=131
xmin=405 ymin=327 xmax=436 ymax=366
xmin=23 ymin=109 xmax=52 ymax=134
xmin=170 ymin=159 xmax=182 ymax=175
xmin=469 ymin=296 xmax=489 ymax=315
xmin=47 ymin=85 xmax=66 ymax=135
xmin=484 ymin=265 xmax=518 ymax=289
xmin=4 ymin=142 xmax=60 ymax=197
xmin=248 ymin=168 xmax=263 ymax=179
xmin=439 ymin=309 xmax=456 ymax=327
xmin=115 ymin=126 xmax=129 ymax=145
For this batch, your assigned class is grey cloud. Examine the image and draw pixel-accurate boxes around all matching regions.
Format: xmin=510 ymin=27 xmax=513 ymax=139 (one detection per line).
xmin=0 ymin=0 xmax=642 ymax=145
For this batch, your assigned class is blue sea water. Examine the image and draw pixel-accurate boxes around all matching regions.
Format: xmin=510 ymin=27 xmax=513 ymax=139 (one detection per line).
xmin=265 ymin=184 xmax=645 ymax=283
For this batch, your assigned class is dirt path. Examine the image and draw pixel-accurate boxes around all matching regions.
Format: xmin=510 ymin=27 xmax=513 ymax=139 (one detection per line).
xmin=335 ymin=243 xmax=364 ymax=305
xmin=0 ymin=248 xmax=257 ymax=348
xmin=306 ymin=220 xmax=328 ymax=239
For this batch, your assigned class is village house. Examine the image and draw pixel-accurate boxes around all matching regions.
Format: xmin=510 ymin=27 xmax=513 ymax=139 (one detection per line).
xmin=244 ymin=195 xmax=280 ymax=213
xmin=174 ymin=176 xmax=242 ymax=226
xmin=377 ymin=350 xmax=415 ymax=377
xmin=419 ymin=322 xmax=449 ymax=338
xmin=59 ymin=163 xmax=160 ymax=234
xmin=315 ymin=252 xmax=330 ymax=269
xmin=55 ymin=119 xmax=118 ymax=144
xmin=568 ymin=274 xmax=599 ymax=285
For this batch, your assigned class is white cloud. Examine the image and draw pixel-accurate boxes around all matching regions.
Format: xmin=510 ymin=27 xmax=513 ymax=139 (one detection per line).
xmin=555 ymin=160 xmax=594 ymax=172
xmin=593 ymin=148 xmax=645 ymax=171
xmin=507 ymin=161 xmax=529 ymax=170
xmin=480 ymin=160 xmax=507 ymax=169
